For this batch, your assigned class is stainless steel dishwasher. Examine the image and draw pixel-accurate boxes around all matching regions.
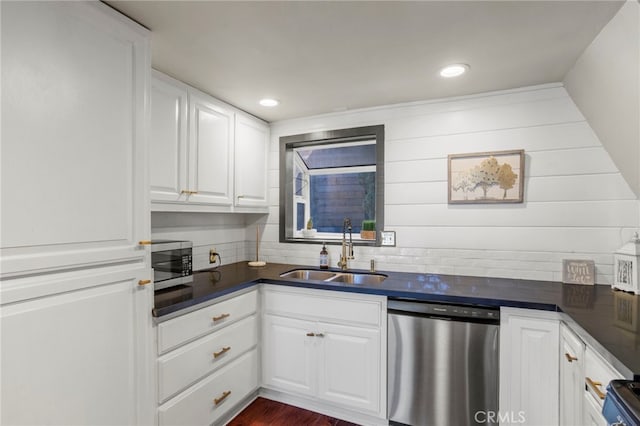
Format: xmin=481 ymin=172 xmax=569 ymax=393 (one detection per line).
xmin=388 ymin=299 xmax=500 ymax=426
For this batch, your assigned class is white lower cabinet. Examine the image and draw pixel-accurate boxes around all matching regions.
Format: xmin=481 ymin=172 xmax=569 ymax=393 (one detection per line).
xmin=262 ymin=314 xmax=316 ymax=396
xmin=261 ymin=285 xmax=386 ymax=422
xmin=156 ymin=289 xmax=259 ymax=425
xmin=316 ymin=321 xmax=381 ymax=412
xmin=159 ymin=349 xmax=259 ymax=426
xmin=583 ymin=345 xmax=624 ymax=426
xmin=1 ymin=267 xmax=154 ymax=426
xmin=499 ymin=307 xmax=560 ymax=426
xmin=560 ymin=323 xmax=586 ymax=426
xmin=583 ymin=391 xmax=607 ymax=426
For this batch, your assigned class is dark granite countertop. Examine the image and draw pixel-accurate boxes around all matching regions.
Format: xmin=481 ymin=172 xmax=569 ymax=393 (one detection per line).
xmin=153 ymin=262 xmax=640 ymax=378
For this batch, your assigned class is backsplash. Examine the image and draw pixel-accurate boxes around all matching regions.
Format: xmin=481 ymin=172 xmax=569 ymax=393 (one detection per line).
xmin=151 ymin=212 xmax=248 ymax=271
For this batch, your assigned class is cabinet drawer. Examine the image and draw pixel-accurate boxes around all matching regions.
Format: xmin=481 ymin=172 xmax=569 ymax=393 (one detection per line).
xmin=158 ymin=315 xmax=258 ymax=402
xmin=158 ymin=349 xmax=258 ymax=426
xmin=583 ymin=391 xmax=607 ymax=426
xmin=158 ymin=290 xmax=257 ymax=353
xmin=585 ymin=347 xmax=623 ymax=407
xmin=262 ymin=287 xmax=382 ymax=327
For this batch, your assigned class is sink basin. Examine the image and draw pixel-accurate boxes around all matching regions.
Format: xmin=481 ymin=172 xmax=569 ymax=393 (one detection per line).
xmin=327 ymin=273 xmax=387 ymax=284
xmin=280 ymin=270 xmax=337 ymax=281
xmin=280 ymin=269 xmax=387 ymax=285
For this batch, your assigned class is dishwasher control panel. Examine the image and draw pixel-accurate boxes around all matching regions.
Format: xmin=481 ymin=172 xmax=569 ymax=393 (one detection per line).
xmin=388 ymin=299 xmax=500 ymax=322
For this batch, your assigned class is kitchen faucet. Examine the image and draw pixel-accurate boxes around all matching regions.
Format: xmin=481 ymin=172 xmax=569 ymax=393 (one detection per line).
xmin=338 ymin=218 xmax=354 ymax=270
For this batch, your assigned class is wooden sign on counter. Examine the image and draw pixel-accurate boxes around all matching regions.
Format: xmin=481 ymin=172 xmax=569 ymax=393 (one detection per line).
xmin=562 ymin=259 xmax=595 ymax=285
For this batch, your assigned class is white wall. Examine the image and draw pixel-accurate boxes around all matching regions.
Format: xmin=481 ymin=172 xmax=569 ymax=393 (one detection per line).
xmin=564 ymin=0 xmax=640 ymax=197
xmin=263 ymin=84 xmax=639 ymax=284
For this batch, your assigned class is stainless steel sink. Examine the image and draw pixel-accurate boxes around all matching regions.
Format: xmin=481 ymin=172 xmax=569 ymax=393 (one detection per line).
xmin=327 ymin=272 xmax=387 ymax=284
xmin=279 ymin=269 xmax=387 ymax=285
xmin=279 ymin=269 xmax=337 ymax=281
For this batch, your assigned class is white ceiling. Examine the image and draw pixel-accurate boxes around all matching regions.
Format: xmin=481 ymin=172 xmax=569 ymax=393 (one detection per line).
xmin=107 ymin=1 xmax=624 ymax=123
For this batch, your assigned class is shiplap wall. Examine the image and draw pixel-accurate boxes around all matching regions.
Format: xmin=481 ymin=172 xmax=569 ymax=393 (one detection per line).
xmin=260 ymin=83 xmax=639 ymax=284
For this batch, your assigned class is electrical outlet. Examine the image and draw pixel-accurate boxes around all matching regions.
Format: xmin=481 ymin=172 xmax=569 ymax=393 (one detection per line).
xmin=209 ymin=248 xmax=218 ymax=264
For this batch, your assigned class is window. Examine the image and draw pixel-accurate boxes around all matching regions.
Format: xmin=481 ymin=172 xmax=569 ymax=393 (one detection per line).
xmin=279 ymin=125 xmax=384 ymax=245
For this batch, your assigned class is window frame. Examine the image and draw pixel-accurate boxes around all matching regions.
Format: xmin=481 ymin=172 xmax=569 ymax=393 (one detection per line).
xmin=279 ymin=125 xmax=385 ymax=246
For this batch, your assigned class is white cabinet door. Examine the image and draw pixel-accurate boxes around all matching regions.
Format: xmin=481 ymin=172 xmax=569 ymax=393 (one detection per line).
xmin=262 ymin=314 xmax=316 ymax=396
xmin=187 ymin=89 xmax=234 ymax=207
xmin=234 ymin=114 xmax=269 ymax=209
xmin=0 ymin=1 xmax=150 ymax=278
xmin=560 ymin=323 xmax=585 ymax=426
xmin=317 ymin=322 xmax=381 ymax=414
xmin=1 ymin=267 xmax=153 ymax=426
xmin=499 ymin=308 xmax=560 ymax=426
xmin=150 ymin=71 xmax=188 ymax=203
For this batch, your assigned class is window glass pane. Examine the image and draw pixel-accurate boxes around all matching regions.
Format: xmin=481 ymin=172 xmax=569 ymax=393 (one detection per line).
xmin=298 ymin=144 xmax=376 ymax=169
xmin=296 ymin=202 xmax=305 ymax=231
xmin=309 ymin=172 xmax=375 ymax=233
xmin=295 ymin=168 xmax=305 ymax=196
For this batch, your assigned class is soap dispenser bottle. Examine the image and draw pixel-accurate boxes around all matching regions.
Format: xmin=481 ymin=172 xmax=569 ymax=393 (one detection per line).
xmin=320 ymin=243 xmax=329 ymax=269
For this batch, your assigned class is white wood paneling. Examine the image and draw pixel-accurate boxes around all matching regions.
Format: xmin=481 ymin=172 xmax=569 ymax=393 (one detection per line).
xmin=386 ymin=201 xmax=638 ymax=227
xmin=392 ymin=226 xmax=626 ymax=253
xmin=273 ymin=84 xmax=638 ymax=283
xmin=385 ymin=96 xmax=583 ymax=141
xmin=385 ymin=122 xmax=601 ymax=162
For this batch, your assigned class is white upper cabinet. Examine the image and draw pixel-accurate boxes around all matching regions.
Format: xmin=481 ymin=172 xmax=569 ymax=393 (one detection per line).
xmin=150 ymin=71 xmax=188 ymax=203
xmin=0 ymin=1 xmax=150 ymax=278
xmin=234 ymin=114 xmax=269 ymax=210
xmin=149 ymin=71 xmax=269 ymax=212
xmin=0 ymin=3 xmax=155 ymax=425
xmin=187 ymin=88 xmax=235 ymax=207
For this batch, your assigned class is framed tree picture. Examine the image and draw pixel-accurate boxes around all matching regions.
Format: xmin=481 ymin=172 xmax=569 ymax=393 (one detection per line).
xmin=448 ymin=149 xmax=525 ymax=204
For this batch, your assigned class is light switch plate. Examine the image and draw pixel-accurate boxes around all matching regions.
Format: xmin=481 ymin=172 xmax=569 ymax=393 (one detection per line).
xmin=381 ymin=230 xmax=396 ymax=247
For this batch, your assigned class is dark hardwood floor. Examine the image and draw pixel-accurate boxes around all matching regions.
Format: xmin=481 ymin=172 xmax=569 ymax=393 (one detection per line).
xmin=227 ymin=397 xmax=360 ymax=426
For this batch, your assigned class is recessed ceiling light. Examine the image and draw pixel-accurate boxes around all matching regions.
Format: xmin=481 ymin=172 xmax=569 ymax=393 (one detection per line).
xmin=259 ymin=98 xmax=279 ymax=107
xmin=439 ymin=64 xmax=469 ymax=78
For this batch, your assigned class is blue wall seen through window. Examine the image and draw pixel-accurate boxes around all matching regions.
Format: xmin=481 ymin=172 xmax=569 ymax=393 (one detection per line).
xmin=309 ymin=172 xmax=375 ymax=233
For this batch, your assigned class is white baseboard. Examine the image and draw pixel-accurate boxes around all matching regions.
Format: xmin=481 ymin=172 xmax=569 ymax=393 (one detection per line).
xmin=258 ymin=387 xmax=389 ymax=426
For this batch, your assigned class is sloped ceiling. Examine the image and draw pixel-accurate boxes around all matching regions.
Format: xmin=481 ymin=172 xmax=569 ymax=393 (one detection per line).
xmin=564 ymin=0 xmax=640 ymax=198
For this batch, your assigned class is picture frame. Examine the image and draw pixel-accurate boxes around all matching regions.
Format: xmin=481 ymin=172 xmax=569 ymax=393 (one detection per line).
xmin=448 ymin=149 xmax=525 ymax=204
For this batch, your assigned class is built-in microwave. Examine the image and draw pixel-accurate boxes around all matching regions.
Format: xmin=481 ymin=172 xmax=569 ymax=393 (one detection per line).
xmin=151 ymin=240 xmax=193 ymax=290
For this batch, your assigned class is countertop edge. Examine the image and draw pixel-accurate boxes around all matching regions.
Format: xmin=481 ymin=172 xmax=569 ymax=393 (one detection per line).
xmin=152 ymin=263 xmax=640 ymax=377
